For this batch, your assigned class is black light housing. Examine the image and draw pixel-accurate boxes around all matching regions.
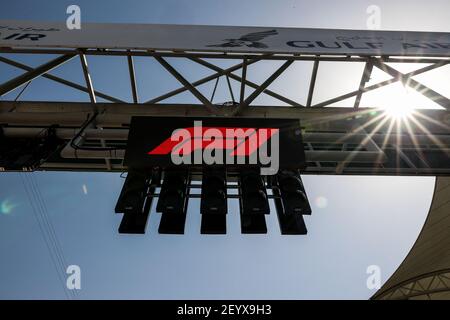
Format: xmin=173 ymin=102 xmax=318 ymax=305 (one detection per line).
xmin=200 ymin=167 xmax=227 ymax=234
xmin=115 ymin=169 xmax=150 ymax=214
xmin=116 ymin=169 xmax=157 ymax=234
xmin=156 ymin=170 xmax=188 ymax=214
xmin=239 ymin=170 xmax=269 ymax=234
xmin=240 ymin=171 xmax=270 ymax=215
xmin=200 ymin=215 xmax=227 ymax=235
xmin=157 ymin=170 xmax=189 ymax=234
xmin=158 ymin=211 xmax=188 ymax=234
xmin=240 ymin=214 xmax=268 ymax=234
xmin=0 ymin=126 xmax=63 ymax=171
xmin=272 ymin=170 xmax=310 ymax=235
xmin=118 ymin=200 xmax=152 ymax=234
xmin=277 ymin=170 xmax=311 ymax=216
xmin=273 ymin=188 xmax=307 ymax=235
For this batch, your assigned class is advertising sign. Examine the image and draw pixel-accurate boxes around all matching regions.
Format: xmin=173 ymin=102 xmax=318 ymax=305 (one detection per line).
xmin=124 ymin=117 xmax=305 ymax=175
xmin=1 ymin=20 xmax=449 ymax=56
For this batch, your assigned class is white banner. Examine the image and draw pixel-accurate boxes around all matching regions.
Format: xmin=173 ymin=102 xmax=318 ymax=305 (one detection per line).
xmin=0 ymin=20 xmax=449 ymax=56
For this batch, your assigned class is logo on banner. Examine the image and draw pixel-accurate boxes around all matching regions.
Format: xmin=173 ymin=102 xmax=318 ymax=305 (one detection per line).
xmin=148 ymin=121 xmax=279 ymax=175
xmin=207 ymin=30 xmax=278 ymax=49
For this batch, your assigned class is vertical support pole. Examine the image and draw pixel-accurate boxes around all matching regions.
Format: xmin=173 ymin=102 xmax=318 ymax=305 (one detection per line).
xmin=239 ymin=58 xmax=247 ymax=105
xmin=354 ymin=60 xmax=373 ymax=109
xmin=127 ymin=51 xmax=139 ymax=103
xmin=306 ymin=59 xmax=319 ymax=107
xmin=79 ymin=52 xmax=112 ymax=170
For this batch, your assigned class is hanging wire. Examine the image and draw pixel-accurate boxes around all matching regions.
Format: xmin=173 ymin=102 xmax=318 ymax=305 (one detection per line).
xmin=69 ymin=112 xmax=122 ymax=151
xmin=14 ymin=81 xmax=32 ymax=102
xmin=28 ymin=174 xmax=77 ymax=299
xmin=6 ymin=80 xmax=33 ymax=112
xmin=225 ymin=75 xmax=235 ymax=104
xmin=28 ymin=174 xmax=79 ymax=300
xmin=120 ymin=172 xmax=128 ymax=179
xmin=210 ymin=76 xmax=220 ymax=103
xmin=20 ymin=174 xmax=73 ymax=300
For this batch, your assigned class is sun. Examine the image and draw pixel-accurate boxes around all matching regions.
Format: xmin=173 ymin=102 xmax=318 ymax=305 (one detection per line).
xmin=384 ymin=103 xmax=415 ymax=120
xmin=381 ymin=85 xmax=416 ymax=120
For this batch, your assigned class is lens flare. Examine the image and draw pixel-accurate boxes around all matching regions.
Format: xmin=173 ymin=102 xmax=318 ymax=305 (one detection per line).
xmin=315 ymin=196 xmax=328 ymax=209
xmin=384 ymin=104 xmax=415 ymax=119
xmin=1 ymin=199 xmax=18 ymax=215
xmin=382 ymin=85 xmax=416 ymax=120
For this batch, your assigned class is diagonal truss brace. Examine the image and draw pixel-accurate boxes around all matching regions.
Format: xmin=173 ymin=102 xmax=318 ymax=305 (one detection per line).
xmin=313 ymin=60 xmax=450 ymax=108
xmin=144 ymin=58 xmax=260 ymax=104
xmin=233 ymin=60 xmax=294 ymax=115
xmin=0 ymin=54 xmax=75 ymax=96
xmin=373 ymin=59 xmax=450 ymax=110
xmin=0 ymin=56 xmax=125 ymax=103
xmin=154 ymin=56 xmax=221 ymax=115
xmin=189 ymin=57 xmax=304 ymax=107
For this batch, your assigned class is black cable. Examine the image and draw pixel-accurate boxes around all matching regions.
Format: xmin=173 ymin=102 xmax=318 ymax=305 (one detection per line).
xmin=226 ymin=75 xmax=235 ymax=103
xmin=69 ymin=112 xmax=123 ymax=151
xmin=210 ymin=77 xmax=219 ymax=103
xmin=20 ymin=175 xmax=71 ymax=300
xmin=28 ymin=174 xmax=78 ymax=300
xmin=28 ymin=175 xmax=76 ymax=299
xmin=14 ymin=81 xmax=32 ymax=102
xmin=11 ymin=85 xmax=119 ymax=153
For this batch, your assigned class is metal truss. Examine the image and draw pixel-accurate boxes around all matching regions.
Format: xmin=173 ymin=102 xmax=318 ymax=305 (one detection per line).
xmin=0 ymin=47 xmax=449 ymax=175
xmin=373 ymin=269 xmax=450 ymax=300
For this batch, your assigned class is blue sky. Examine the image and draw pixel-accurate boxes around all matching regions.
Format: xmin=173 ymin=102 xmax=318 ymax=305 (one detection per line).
xmin=0 ymin=0 xmax=448 ymax=299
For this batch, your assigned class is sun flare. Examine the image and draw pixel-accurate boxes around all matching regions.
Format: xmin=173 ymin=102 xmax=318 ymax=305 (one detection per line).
xmin=381 ymin=85 xmax=416 ymax=120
